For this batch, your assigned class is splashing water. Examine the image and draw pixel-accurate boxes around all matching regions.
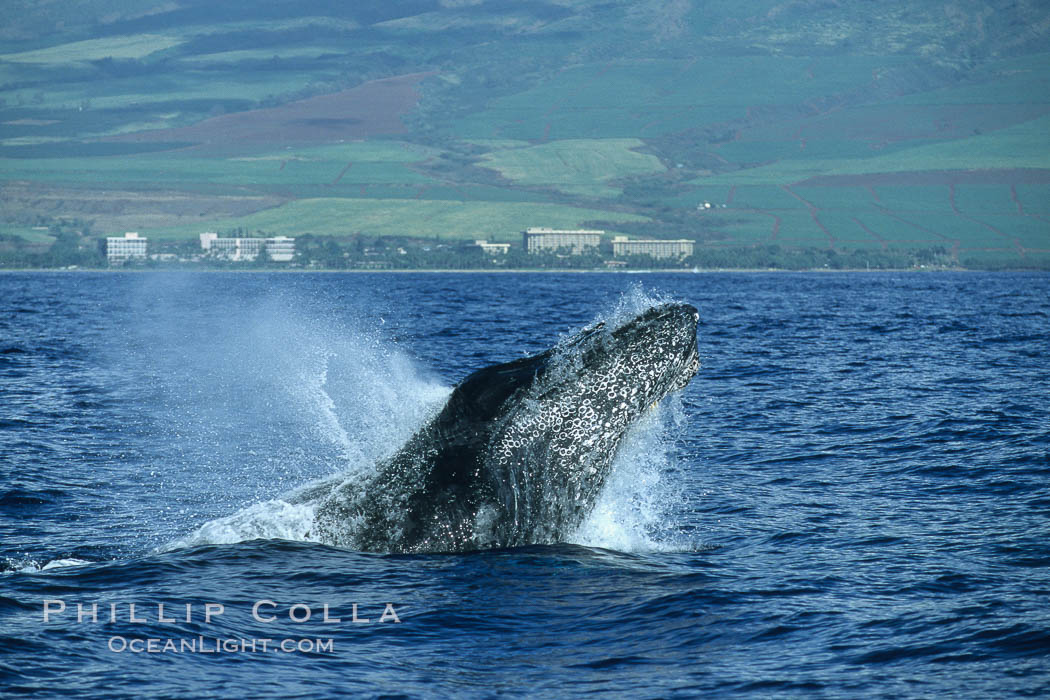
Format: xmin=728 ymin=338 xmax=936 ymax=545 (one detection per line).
xmin=250 ymin=300 xmax=450 ymax=473
xmin=142 ymin=282 xmax=448 ymax=550
xmin=571 ymin=397 xmax=691 ymax=552
xmin=0 ymin=557 xmax=91 ymax=574
xmin=598 ymin=283 xmax=679 ymax=330
xmin=166 ymin=285 xmax=694 ymax=553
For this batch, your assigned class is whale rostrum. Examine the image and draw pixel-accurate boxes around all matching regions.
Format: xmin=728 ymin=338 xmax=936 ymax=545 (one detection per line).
xmin=310 ymin=303 xmax=700 ymax=553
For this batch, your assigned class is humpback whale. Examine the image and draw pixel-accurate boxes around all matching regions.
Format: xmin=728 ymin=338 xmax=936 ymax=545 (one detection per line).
xmin=310 ymin=303 xmax=700 ymax=553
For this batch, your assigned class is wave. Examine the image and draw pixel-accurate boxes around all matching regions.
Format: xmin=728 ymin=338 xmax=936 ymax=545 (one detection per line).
xmin=1 ymin=557 xmax=91 ymax=574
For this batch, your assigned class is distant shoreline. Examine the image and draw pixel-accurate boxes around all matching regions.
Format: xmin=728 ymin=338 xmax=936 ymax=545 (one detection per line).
xmin=0 ymin=267 xmax=1037 ymax=274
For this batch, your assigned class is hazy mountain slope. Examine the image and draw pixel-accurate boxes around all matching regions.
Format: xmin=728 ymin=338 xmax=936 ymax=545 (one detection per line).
xmin=1 ymin=0 xmax=1048 ymax=266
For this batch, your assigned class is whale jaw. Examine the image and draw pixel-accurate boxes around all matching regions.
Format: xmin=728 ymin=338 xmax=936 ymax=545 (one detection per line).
xmin=314 ymin=303 xmax=699 ymax=553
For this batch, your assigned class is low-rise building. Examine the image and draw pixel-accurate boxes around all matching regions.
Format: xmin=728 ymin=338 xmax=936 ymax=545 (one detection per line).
xmin=612 ymin=236 xmax=694 ymax=259
xmin=522 ymin=227 xmax=603 ymax=254
xmin=199 ymin=233 xmax=295 ymax=262
xmin=106 ymin=232 xmax=148 ymax=265
xmin=200 ymin=233 xmax=262 ymax=261
xmin=472 ymin=240 xmax=511 ymax=255
xmin=264 ymin=236 xmax=295 ymax=262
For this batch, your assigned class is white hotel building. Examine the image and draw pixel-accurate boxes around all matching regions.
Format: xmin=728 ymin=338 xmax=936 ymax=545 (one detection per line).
xmin=522 ymin=227 xmax=604 ymax=255
xmin=199 ymin=233 xmax=295 ymax=262
xmin=105 ymin=232 xmax=148 ymax=265
xmin=612 ymin=236 xmax=694 ymax=259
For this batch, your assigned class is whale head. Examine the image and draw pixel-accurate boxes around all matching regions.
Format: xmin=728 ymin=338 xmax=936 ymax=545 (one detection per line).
xmin=474 ymin=302 xmax=700 ymax=547
xmin=314 ymin=302 xmax=700 ymax=552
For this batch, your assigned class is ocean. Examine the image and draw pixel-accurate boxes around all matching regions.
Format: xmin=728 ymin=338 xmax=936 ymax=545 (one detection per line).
xmin=1 ymin=270 xmax=1048 ymax=698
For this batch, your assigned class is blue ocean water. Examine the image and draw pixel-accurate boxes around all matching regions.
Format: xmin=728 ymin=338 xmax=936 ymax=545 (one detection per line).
xmin=1 ymin=270 xmax=1048 ymax=698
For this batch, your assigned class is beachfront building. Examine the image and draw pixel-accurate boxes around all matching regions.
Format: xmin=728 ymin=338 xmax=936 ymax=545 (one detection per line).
xmin=612 ymin=236 xmax=694 ymax=259
xmin=200 ymin=233 xmax=262 ymax=261
xmin=199 ymin=233 xmax=295 ymax=262
xmin=264 ymin=236 xmax=295 ymax=262
xmin=106 ymin=232 xmax=148 ymax=265
xmin=522 ymin=227 xmax=604 ymax=255
xmin=472 ymin=240 xmax=511 ymax=255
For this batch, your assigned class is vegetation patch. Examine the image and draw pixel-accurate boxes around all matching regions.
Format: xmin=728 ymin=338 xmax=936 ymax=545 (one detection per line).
xmin=179 ymin=47 xmax=350 ymax=65
xmin=0 ymin=151 xmax=430 ymax=188
xmin=1 ymin=1 xmax=1048 ymax=267
xmin=0 ymin=34 xmax=183 ymax=65
xmin=479 ymin=139 xmax=665 ymax=198
xmin=155 ymin=198 xmax=649 ymax=241
xmin=974 ymin=215 xmax=1050 ymax=250
xmin=791 ymin=186 xmax=879 ymax=212
xmin=1015 ymin=184 xmax=1050 ymax=216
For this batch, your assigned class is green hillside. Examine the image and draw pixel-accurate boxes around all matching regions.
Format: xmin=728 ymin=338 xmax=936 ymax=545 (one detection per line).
xmin=1 ymin=0 xmax=1048 ymax=267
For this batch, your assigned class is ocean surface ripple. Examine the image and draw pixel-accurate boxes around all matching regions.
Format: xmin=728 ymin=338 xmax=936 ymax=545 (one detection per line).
xmin=1 ymin=271 xmax=1048 ymax=698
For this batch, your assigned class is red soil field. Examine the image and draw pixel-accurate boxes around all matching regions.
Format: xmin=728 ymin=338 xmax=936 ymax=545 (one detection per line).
xmin=110 ymin=72 xmax=434 ymax=149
